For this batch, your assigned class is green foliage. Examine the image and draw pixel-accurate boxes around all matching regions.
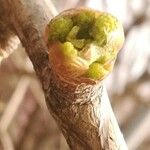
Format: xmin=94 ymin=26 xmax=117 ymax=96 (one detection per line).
xmin=87 ymin=62 xmax=108 ymax=79
xmin=60 ymin=42 xmax=77 ymax=58
xmin=67 ymin=26 xmax=86 ymax=49
xmin=97 ymin=52 xmax=116 ymax=64
xmin=73 ymin=10 xmax=95 ymax=26
xmin=73 ymin=10 xmax=95 ymax=39
xmin=90 ymin=13 xmax=118 ymax=46
xmin=48 ymin=17 xmax=73 ymax=42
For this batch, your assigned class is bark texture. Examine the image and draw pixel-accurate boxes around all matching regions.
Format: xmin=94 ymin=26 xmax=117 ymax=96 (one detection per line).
xmin=0 ymin=0 xmax=128 ymax=149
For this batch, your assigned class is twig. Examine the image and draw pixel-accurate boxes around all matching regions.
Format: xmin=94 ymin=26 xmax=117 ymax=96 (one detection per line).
xmin=0 ymin=1 xmax=128 ymax=149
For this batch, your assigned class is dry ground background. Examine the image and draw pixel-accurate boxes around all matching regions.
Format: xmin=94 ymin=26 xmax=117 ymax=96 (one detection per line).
xmin=0 ymin=0 xmax=150 ymax=150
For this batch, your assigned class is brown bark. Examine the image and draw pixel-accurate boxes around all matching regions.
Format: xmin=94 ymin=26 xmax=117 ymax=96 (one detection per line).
xmin=0 ymin=0 xmax=128 ymax=149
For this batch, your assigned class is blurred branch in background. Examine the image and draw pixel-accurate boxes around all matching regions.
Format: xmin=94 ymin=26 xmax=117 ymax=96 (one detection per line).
xmin=0 ymin=132 xmax=14 ymax=150
xmin=0 ymin=0 xmax=150 ymax=150
xmin=127 ymin=109 xmax=150 ymax=149
xmin=0 ymin=77 xmax=30 ymax=132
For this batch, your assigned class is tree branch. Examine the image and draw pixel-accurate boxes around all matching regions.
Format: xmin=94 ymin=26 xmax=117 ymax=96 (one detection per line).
xmin=0 ymin=0 xmax=127 ymax=149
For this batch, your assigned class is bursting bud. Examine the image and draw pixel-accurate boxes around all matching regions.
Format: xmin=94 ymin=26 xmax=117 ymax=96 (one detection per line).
xmin=46 ymin=8 xmax=124 ymax=80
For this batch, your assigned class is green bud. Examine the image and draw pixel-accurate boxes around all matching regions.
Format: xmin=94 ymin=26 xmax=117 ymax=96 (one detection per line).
xmin=69 ymin=39 xmax=86 ymax=49
xmin=73 ymin=10 xmax=95 ymax=26
xmin=97 ymin=52 xmax=116 ymax=64
xmin=48 ymin=17 xmax=73 ymax=42
xmin=73 ymin=10 xmax=95 ymax=39
xmin=90 ymin=13 xmax=119 ymax=46
xmin=67 ymin=26 xmax=86 ymax=49
xmin=86 ymin=62 xmax=108 ymax=79
xmin=60 ymin=42 xmax=77 ymax=58
xmin=67 ymin=26 xmax=80 ymax=39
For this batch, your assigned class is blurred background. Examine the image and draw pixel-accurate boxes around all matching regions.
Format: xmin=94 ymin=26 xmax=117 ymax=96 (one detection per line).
xmin=0 ymin=0 xmax=150 ymax=150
